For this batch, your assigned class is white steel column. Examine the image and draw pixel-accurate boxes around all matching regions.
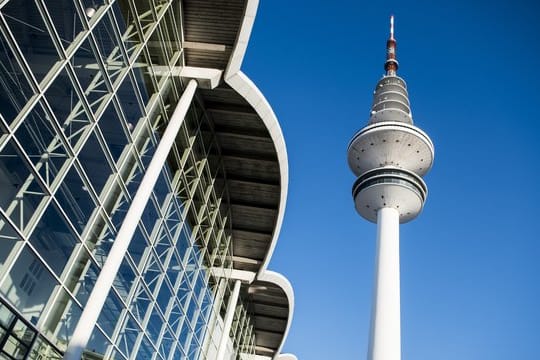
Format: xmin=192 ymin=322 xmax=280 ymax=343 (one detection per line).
xmin=216 ymin=279 xmax=241 ymax=360
xmin=63 ymin=79 xmax=198 ymax=360
xmin=368 ymin=207 xmax=401 ymax=360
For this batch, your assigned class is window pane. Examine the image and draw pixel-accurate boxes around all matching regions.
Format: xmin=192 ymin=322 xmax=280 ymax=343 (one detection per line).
xmin=15 ymin=102 xmax=69 ymax=189
xmin=2 ymin=0 xmax=60 ymax=84
xmin=44 ymin=67 xmax=92 ymax=151
xmin=78 ymin=130 xmax=113 ymax=197
xmin=29 ymin=202 xmax=79 ymax=276
xmin=41 ymin=289 xmax=82 ymax=352
xmin=0 ymin=32 xmax=34 ymax=124
xmin=115 ymin=314 xmax=139 ymax=358
xmin=54 ymin=165 xmax=96 ymax=234
xmin=0 ymin=139 xmax=46 ymax=233
xmin=43 ymin=0 xmax=84 ymax=52
xmin=0 ymin=245 xmax=57 ymax=325
xmin=28 ymin=336 xmax=62 ymax=359
xmin=0 ymin=212 xmax=23 ymax=276
xmin=92 ymin=11 xmax=127 ymax=86
xmin=97 ymin=290 xmax=123 ymax=338
xmin=97 ymin=100 xmax=130 ymax=164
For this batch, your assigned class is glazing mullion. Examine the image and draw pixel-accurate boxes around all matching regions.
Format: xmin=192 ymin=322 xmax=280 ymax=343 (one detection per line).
xmin=81 ymin=24 xmax=119 ymax=120
xmin=0 ymin=218 xmax=85 ymax=341
xmin=200 ymin=279 xmax=226 ymax=360
xmin=0 ymin=135 xmax=56 ymax=235
xmin=0 ymin=13 xmax=40 ymax=92
xmin=130 ymin=297 xmax=163 ymax=358
xmin=173 ymin=214 xmax=206 ymax=357
xmin=106 ymin=0 xmax=135 ymax=67
xmin=186 ymin=283 xmax=207 ymax=360
xmin=0 ymin=125 xmax=11 ymax=151
xmin=134 ymin=230 xmax=177 ymax=353
xmin=34 ymin=0 xmax=69 ymax=62
xmin=126 ymin=283 xmax=155 ymax=359
xmin=120 ymin=0 xmax=154 ymax=65
xmin=236 ymin=306 xmax=249 ymax=356
xmin=74 ymin=0 xmax=111 ymax=34
xmin=153 ymin=207 xmax=194 ymax=358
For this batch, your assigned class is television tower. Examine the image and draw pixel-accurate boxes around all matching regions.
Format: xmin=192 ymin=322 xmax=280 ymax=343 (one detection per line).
xmin=347 ymin=16 xmax=434 ymax=360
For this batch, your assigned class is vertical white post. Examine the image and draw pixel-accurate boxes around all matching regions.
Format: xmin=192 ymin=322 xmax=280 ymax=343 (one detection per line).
xmin=368 ymin=207 xmax=401 ymax=360
xmin=63 ymin=79 xmax=198 ymax=360
xmin=216 ymin=279 xmax=241 ymax=360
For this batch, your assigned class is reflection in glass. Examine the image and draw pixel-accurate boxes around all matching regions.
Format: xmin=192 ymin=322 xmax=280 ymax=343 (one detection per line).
xmin=92 ymin=11 xmax=127 ymax=86
xmin=29 ymin=202 xmax=79 ymax=276
xmin=0 ymin=245 xmax=57 ymax=325
xmin=147 ymin=306 xmax=164 ymax=345
xmin=41 ymin=288 xmax=82 ymax=352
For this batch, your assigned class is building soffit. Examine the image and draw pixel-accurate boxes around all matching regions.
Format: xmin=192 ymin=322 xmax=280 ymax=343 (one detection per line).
xmin=179 ymin=0 xmax=292 ymax=358
xmin=181 ymin=0 xmax=285 ymax=274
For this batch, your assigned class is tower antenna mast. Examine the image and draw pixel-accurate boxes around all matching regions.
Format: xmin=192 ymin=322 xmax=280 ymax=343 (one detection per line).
xmin=385 ymin=15 xmax=398 ymax=76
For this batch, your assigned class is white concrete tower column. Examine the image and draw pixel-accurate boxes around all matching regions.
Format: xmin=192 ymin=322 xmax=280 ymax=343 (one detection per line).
xmin=63 ymin=79 xmax=198 ymax=360
xmin=369 ymin=207 xmax=401 ymax=360
xmin=216 ymin=279 xmax=242 ymax=360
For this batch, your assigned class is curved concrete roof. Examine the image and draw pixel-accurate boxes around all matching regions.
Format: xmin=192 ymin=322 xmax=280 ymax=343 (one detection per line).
xmin=252 ymin=271 xmax=294 ymax=358
xmin=180 ymin=0 xmax=293 ymax=357
xmin=224 ymin=71 xmax=288 ymax=275
xmin=277 ymin=354 xmax=298 ymax=360
xmin=183 ymin=0 xmax=287 ymax=275
xmin=223 ymin=0 xmax=289 ymax=278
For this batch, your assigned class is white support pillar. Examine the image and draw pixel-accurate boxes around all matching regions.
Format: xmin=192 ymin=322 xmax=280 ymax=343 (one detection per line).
xmin=216 ymin=279 xmax=241 ymax=360
xmin=63 ymin=79 xmax=198 ymax=360
xmin=369 ymin=207 xmax=401 ymax=360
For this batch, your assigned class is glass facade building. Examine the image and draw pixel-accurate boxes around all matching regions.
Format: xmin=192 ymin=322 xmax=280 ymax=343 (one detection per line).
xmin=0 ymin=0 xmax=295 ymax=359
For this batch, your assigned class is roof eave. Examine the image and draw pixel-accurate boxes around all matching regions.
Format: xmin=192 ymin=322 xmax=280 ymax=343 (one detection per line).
xmin=256 ymin=270 xmax=294 ymax=359
xmin=223 ymin=0 xmax=289 ymax=275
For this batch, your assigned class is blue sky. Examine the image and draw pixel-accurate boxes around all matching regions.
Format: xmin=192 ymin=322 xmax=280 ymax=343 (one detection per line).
xmin=242 ymin=0 xmax=540 ymax=359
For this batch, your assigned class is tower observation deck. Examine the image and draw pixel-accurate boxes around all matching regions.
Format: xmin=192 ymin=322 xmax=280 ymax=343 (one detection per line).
xmin=347 ymin=16 xmax=434 ymax=360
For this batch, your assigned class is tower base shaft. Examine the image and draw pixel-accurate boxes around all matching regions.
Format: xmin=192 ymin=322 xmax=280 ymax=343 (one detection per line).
xmin=369 ymin=207 xmax=401 ymax=360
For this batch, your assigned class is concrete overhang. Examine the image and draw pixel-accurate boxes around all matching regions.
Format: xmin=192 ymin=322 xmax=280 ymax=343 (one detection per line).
xmin=181 ymin=0 xmax=288 ymax=276
xmin=179 ymin=1 xmax=293 ymax=357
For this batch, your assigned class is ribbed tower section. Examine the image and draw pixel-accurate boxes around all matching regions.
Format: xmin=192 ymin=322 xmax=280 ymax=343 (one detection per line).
xmin=347 ymin=16 xmax=434 ymax=360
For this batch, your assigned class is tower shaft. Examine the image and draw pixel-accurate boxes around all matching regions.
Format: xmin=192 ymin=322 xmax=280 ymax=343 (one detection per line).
xmin=369 ymin=207 xmax=401 ymax=360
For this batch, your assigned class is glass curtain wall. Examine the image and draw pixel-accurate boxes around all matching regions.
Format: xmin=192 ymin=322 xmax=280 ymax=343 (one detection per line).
xmin=0 ymin=0 xmax=256 ymax=359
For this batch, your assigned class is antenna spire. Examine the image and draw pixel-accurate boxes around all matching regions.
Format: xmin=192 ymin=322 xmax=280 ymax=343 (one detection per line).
xmin=390 ymin=14 xmax=394 ymax=40
xmin=385 ymin=14 xmax=398 ymax=75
